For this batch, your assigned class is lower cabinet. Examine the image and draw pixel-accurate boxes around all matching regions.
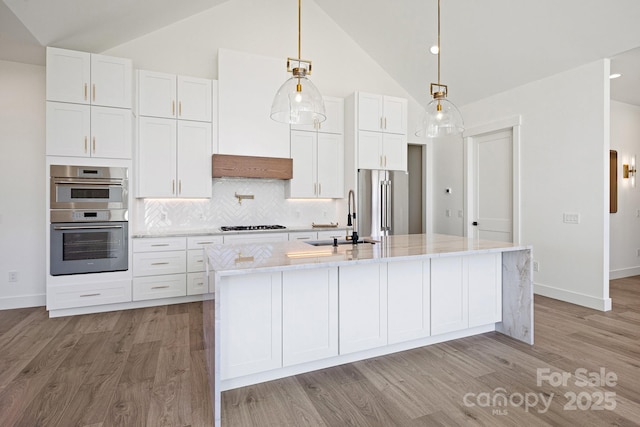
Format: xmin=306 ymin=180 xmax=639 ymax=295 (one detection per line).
xmin=387 ymin=260 xmax=431 ymax=344
xmin=339 ymin=263 xmax=388 ymax=354
xmin=47 ymin=279 xmax=132 ymax=310
xmin=431 ymin=253 xmax=502 ymax=335
xmin=220 ymin=272 xmax=282 ymax=380
xmin=133 ymin=274 xmax=186 ymax=300
xmin=282 ymin=268 xmax=338 ymax=366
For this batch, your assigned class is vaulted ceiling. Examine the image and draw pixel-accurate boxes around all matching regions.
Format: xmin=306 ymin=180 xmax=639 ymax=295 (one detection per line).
xmin=2 ymin=0 xmax=640 ymax=106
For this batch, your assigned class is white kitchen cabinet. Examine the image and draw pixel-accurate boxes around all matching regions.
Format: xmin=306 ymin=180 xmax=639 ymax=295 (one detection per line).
xmin=288 ymin=130 xmax=344 ymax=199
xmin=217 ymin=48 xmax=290 ymax=158
xmin=137 ymin=117 xmax=211 ymax=198
xmin=339 ymin=263 xmax=388 ymax=354
xmin=282 ymin=268 xmax=338 ymax=366
xmin=47 ymin=279 xmax=132 ymax=310
xmin=133 ymin=236 xmax=186 ymax=252
xmin=357 ymin=92 xmax=407 ymax=134
xmin=220 ymin=272 xmax=282 ymax=380
xmin=357 ymin=131 xmax=406 ymax=171
xmin=46 ymin=102 xmax=132 ymax=159
xmin=188 ymin=235 xmax=222 ymax=295
xmin=133 ymin=251 xmax=186 ymax=277
xmin=387 ymin=260 xmax=431 ymax=344
xmin=133 ymin=237 xmax=187 ymax=301
xmin=46 ymin=47 xmax=132 ymax=109
xmin=133 ymin=274 xmax=187 ymax=301
xmin=431 ymin=256 xmax=469 ymax=335
xmin=468 ymin=253 xmax=502 ymax=327
xmin=137 ymin=70 xmax=212 ymax=122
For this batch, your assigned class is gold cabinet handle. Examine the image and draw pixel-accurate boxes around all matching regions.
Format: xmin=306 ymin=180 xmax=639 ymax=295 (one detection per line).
xmin=172 ymin=100 xmax=175 ymax=116
xmin=151 ymin=285 xmax=171 ymax=289
xmin=179 ymin=101 xmax=182 ymax=117
xmin=84 ymin=83 xmax=88 ymax=101
xmin=384 ymin=117 xmax=387 ymax=129
xmin=314 ymin=183 xmax=317 ymax=195
xmin=151 ymin=262 xmax=170 ymax=266
xmin=385 ymin=155 xmax=387 ymax=167
xmin=172 ymin=179 xmax=175 ymax=194
xmin=380 ymin=155 xmax=383 ymax=168
xmin=92 ymin=84 xmax=96 ymax=102
xmin=318 ymin=183 xmax=322 ymax=195
xmin=92 ymin=137 xmax=96 ymax=153
xmin=84 ymin=136 xmax=88 ymax=153
xmin=380 ymin=117 xmax=383 ymax=130
xmin=80 ymin=293 xmax=100 ymax=297
xmin=178 ymin=180 xmax=182 ymax=195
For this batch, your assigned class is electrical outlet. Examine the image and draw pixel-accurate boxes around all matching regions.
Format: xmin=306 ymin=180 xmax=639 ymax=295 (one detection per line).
xmin=160 ymin=213 xmax=167 ymax=221
xmin=8 ymin=271 xmax=17 ymax=282
xmin=322 ymin=210 xmax=327 ymax=218
xmin=533 ymin=261 xmax=539 ymax=272
xmin=446 ymin=209 xmax=452 ymax=217
xmin=458 ymin=210 xmax=463 ymax=218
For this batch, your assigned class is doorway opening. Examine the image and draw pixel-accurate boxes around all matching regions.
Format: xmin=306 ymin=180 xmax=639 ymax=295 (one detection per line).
xmin=408 ymin=144 xmax=425 ymax=234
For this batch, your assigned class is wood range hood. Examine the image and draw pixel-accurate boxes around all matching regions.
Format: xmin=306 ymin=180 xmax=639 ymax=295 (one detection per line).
xmin=212 ymin=154 xmax=293 ymax=180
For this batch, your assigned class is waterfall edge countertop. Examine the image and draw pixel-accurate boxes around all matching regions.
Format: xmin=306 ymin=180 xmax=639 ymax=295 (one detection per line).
xmin=206 ymin=233 xmax=531 ymax=275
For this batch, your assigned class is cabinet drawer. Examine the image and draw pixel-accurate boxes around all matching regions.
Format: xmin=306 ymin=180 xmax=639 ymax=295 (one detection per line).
xmin=187 ymin=272 xmax=207 ymax=296
xmin=133 ymin=251 xmax=186 ymax=277
xmin=47 ymin=280 xmax=132 ymax=310
xmin=187 ymin=235 xmax=223 ymax=250
xmin=316 ymin=230 xmax=345 ymax=240
xmin=133 ymin=237 xmax=186 ymax=252
xmin=289 ymin=232 xmax=317 ymax=241
xmin=187 ymin=249 xmax=206 ymax=272
xmin=223 ymin=232 xmax=288 ymax=244
xmin=133 ymin=274 xmax=186 ymax=301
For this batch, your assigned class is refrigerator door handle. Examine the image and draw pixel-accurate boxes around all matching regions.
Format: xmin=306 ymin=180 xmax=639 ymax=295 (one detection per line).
xmin=386 ymin=181 xmax=392 ymax=231
xmin=380 ymin=182 xmax=385 ymax=233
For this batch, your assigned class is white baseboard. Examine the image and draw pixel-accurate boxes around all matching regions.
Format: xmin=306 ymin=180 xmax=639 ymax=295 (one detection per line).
xmin=609 ymin=267 xmax=640 ymax=280
xmin=534 ymin=283 xmax=611 ymax=311
xmin=0 ymin=294 xmax=46 ymax=310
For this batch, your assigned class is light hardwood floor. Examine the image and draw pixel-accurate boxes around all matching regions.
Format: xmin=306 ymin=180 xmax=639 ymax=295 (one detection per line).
xmin=2 ymin=278 xmax=640 ymax=426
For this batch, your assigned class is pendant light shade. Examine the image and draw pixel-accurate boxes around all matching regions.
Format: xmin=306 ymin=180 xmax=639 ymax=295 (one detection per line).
xmin=270 ymin=67 xmax=326 ymax=125
xmin=271 ymin=0 xmax=326 ymax=125
xmin=416 ymin=0 xmax=464 ymax=138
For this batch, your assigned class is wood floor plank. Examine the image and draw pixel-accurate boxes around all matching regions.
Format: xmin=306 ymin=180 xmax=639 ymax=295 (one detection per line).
xmin=189 ymin=349 xmax=214 ymax=427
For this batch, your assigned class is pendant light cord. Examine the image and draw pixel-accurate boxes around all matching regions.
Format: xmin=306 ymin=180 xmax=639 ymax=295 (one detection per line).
xmin=298 ymin=0 xmax=302 ymax=60
xmin=437 ymin=0 xmax=441 ymax=86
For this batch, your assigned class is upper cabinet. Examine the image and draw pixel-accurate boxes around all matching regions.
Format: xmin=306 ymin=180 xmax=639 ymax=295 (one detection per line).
xmin=217 ymin=49 xmax=290 ymax=158
xmin=46 ymin=47 xmax=132 ymax=109
xmin=137 ymin=71 xmax=212 ymax=122
xmin=346 ymin=92 xmax=408 ymax=172
xmin=46 ymin=47 xmax=133 ymax=159
xmin=357 ymin=92 xmax=407 ymax=135
xmin=287 ymin=97 xmax=344 ymax=199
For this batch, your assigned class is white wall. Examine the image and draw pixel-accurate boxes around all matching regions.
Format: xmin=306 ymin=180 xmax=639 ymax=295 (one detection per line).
xmin=458 ymin=59 xmax=611 ymax=311
xmin=430 ymin=135 xmax=465 ymax=236
xmin=610 ymin=101 xmax=640 ymax=279
xmin=0 ymin=60 xmax=46 ymax=309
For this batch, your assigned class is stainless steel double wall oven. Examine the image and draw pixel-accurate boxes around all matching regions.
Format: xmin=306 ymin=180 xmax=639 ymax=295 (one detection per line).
xmin=50 ymin=165 xmax=129 ymax=276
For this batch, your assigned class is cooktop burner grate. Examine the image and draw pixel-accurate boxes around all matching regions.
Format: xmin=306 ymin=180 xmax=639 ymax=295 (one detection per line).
xmin=220 ymin=225 xmax=286 ymax=231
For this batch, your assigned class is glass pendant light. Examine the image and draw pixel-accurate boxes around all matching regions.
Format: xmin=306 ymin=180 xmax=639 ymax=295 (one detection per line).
xmin=271 ymin=0 xmax=326 ymax=125
xmin=416 ymin=0 xmax=464 ymax=138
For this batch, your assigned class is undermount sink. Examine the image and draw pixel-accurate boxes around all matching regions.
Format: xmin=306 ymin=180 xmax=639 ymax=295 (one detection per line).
xmin=304 ymin=239 xmax=374 ymax=247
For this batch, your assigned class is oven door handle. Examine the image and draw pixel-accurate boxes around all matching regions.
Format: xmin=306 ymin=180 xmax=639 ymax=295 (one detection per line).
xmin=52 ymin=179 xmax=124 ymax=186
xmin=53 ymin=225 xmax=124 ymax=230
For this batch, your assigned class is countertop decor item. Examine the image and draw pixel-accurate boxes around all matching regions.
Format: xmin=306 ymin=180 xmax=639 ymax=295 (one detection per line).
xmin=270 ymin=0 xmax=326 ymax=125
xmin=416 ymin=0 xmax=464 ymax=138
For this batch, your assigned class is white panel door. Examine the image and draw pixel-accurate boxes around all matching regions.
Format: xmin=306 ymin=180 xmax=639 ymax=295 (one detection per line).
xmin=431 ymin=256 xmax=469 ymax=335
xmin=177 ymin=75 xmax=212 ymax=122
xmin=468 ymin=253 xmax=502 ymax=327
xmin=358 ymin=130 xmax=383 ymax=169
xmin=387 ymin=260 xmax=430 ymax=344
xmin=289 ymin=131 xmax=317 ymax=198
xmin=177 ymin=121 xmax=212 ymax=198
xmin=137 ymin=70 xmax=177 ymax=119
xmin=472 ymin=129 xmax=513 ymax=242
xmin=46 ymin=47 xmax=90 ymax=104
xmin=317 ymin=133 xmax=344 ymax=198
xmin=91 ymin=54 xmax=132 ymax=108
xmin=220 ymin=273 xmax=282 ymax=379
xmin=137 ymin=117 xmax=177 ymax=197
xmin=339 ymin=263 xmax=388 ymax=354
xmin=383 ymin=96 xmax=407 ymax=134
xmin=357 ymin=92 xmax=384 ymax=132
xmin=46 ymin=101 xmax=91 ymax=157
xmin=382 ymin=133 xmax=407 ymax=171
xmin=90 ymin=106 xmax=132 ymax=159
xmin=282 ymin=268 xmax=338 ymax=366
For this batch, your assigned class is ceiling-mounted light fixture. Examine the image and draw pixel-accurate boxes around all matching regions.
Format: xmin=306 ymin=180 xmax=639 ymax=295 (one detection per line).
xmin=416 ymin=0 xmax=464 ymax=138
xmin=270 ymin=0 xmax=326 ymax=125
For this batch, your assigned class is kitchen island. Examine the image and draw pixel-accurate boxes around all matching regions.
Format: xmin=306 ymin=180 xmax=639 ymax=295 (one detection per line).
xmin=204 ymin=233 xmax=533 ymax=426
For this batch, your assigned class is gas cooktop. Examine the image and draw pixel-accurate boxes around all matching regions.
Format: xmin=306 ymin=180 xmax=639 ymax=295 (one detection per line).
xmin=220 ymin=225 xmax=286 ymax=232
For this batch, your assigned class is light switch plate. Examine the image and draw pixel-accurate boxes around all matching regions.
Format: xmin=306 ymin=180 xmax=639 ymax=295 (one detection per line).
xmin=563 ymin=213 xmax=580 ymax=224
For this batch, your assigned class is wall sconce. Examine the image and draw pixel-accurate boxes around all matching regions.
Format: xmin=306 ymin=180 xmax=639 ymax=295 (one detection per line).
xmin=623 ymin=155 xmax=636 ymax=187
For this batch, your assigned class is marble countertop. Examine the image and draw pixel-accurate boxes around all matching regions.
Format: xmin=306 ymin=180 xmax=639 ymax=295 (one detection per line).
xmin=132 ymin=225 xmax=347 ymax=238
xmin=206 ymin=233 xmax=531 ymax=276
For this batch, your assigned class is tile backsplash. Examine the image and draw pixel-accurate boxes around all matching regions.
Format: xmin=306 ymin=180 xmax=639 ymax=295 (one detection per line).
xmin=133 ymin=177 xmax=342 ymax=233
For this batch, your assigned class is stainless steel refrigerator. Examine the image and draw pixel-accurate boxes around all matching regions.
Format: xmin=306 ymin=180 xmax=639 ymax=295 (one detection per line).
xmin=357 ymin=169 xmax=409 ymax=238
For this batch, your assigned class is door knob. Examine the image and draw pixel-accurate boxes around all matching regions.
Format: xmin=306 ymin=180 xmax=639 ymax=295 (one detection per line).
xmin=472 ymin=221 xmax=478 ymax=226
